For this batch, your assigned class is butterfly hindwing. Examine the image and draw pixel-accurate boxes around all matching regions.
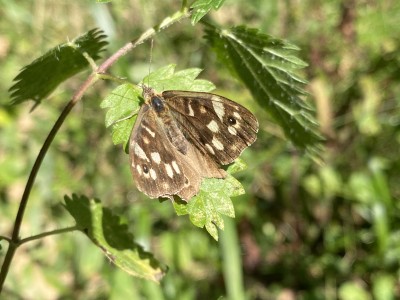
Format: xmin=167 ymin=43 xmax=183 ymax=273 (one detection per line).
xmin=163 ymin=90 xmax=259 ymax=165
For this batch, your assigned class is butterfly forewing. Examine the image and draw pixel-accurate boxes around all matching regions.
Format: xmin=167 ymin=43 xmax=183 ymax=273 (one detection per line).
xmin=163 ymin=91 xmax=259 ymax=165
xmin=129 ymin=104 xmax=186 ymax=198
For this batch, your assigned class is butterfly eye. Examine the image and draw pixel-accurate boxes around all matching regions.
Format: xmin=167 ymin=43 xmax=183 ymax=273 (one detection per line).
xmin=227 ymin=116 xmax=237 ymax=125
xmin=151 ymin=97 xmax=164 ymax=112
xmin=143 ymin=164 xmax=149 ymax=174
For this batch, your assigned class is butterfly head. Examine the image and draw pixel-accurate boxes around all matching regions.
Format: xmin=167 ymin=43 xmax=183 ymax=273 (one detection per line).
xmin=151 ymin=96 xmax=165 ymax=113
xmin=140 ymin=84 xmax=156 ymax=101
xmin=140 ymin=84 xmax=167 ymax=114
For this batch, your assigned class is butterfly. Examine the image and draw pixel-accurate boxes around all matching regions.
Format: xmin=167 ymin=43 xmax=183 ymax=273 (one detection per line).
xmin=129 ymin=86 xmax=259 ymax=201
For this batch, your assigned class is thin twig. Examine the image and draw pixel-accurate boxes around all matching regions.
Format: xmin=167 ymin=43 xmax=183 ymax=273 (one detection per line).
xmin=0 ymin=236 xmax=11 ymax=243
xmin=19 ymin=226 xmax=79 ymax=245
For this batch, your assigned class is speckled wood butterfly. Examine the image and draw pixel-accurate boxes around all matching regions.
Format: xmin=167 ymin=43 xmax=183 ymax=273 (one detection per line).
xmin=129 ymin=86 xmax=258 ymax=201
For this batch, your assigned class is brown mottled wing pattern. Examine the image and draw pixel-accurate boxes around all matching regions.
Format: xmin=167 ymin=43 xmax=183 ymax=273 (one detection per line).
xmin=129 ymin=87 xmax=258 ymax=201
xmin=163 ymin=90 xmax=259 ymax=165
xmin=129 ymin=104 xmax=186 ymax=198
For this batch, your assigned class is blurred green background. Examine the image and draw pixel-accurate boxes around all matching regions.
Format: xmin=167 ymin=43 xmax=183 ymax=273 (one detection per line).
xmin=1 ymin=0 xmax=400 ymax=299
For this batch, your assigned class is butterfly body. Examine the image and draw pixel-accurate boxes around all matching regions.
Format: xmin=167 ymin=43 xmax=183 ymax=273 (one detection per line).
xmin=129 ymin=86 xmax=258 ymax=201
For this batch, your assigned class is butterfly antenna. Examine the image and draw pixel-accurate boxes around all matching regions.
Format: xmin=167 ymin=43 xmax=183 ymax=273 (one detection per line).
xmin=147 ymin=38 xmax=154 ymax=88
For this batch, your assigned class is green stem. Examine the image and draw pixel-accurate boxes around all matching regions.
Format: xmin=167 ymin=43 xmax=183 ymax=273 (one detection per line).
xmin=220 ymin=217 xmax=246 ymax=300
xmin=0 ymin=236 xmax=11 ymax=243
xmin=0 ymin=8 xmax=191 ymax=293
xmin=19 ymin=226 xmax=79 ymax=245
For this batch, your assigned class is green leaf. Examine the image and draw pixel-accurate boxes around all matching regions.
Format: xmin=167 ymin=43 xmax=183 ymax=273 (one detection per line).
xmin=205 ymin=25 xmax=323 ymax=157
xmin=9 ymin=28 xmax=108 ymax=105
xmin=142 ymin=64 xmax=215 ymax=92
xmin=100 ymin=83 xmax=142 ymax=149
xmin=173 ymin=174 xmax=244 ymax=241
xmin=101 ymin=64 xmax=216 ymax=149
xmin=190 ymin=0 xmax=225 ymax=25
xmin=226 ymin=157 xmax=247 ymax=174
xmin=63 ymin=194 xmax=167 ymax=282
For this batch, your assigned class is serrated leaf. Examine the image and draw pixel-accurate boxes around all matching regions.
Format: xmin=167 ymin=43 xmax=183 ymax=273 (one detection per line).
xmin=226 ymin=158 xmax=247 ymax=174
xmin=63 ymin=194 xmax=166 ymax=282
xmin=174 ymin=175 xmax=244 ymax=241
xmin=9 ymin=28 xmax=108 ymax=105
xmin=101 ymin=65 xmax=216 ymax=149
xmin=100 ymin=83 xmax=141 ymax=149
xmin=205 ymin=25 xmax=323 ymax=157
xmin=190 ymin=0 xmax=226 ymax=25
xmin=142 ymin=64 xmax=215 ymax=92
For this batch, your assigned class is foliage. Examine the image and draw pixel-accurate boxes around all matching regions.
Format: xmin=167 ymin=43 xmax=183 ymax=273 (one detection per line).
xmin=9 ymin=28 xmax=107 ymax=105
xmin=1 ymin=0 xmax=400 ymax=299
xmin=64 ymin=194 xmax=166 ymax=281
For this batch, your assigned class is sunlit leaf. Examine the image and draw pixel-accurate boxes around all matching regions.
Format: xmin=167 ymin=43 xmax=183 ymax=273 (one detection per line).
xmin=100 ymin=83 xmax=141 ymax=149
xmin=142 ymin=64 xmax=215 ymax=92
xmin=205 ymin=25 xmax=323 ymax=157
xmin=63 ymin=194 xmax=166 ymax=282
xmin=173 ymin=160 xmax=245 ymax=241
xmin=9 ymin=28 xmax=108 ymax=105
xmin=190 ymin=0 xmax=226 ymax=25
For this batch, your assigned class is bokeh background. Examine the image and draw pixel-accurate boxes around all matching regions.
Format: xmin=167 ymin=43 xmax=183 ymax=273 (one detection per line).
xmin=1 ymin=1 xmax=400 ymax=299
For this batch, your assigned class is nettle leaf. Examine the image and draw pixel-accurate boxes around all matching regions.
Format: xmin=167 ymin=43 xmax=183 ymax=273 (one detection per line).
xmin=100 ymin=83 xmax=142 ymax=149
xmin=142 ymin=64 xmax=215 ymax=92
xmin=173 ymin=160 xmax=246 ymax=241
xmin=63 ymin=194 xmax=166 ymax=282
xmin=9 ymin=28 xmax=108 ymax=105
xmin=205 ymin=25 xmax=323 ymax=157
xmin=101 ymin=64 xmax=215 ymax=149
xmin=191 ymin=0 xmax=226 ymax=25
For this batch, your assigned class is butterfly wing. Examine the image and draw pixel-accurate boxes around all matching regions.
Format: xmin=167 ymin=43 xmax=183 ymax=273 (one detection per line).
xmin=129 ymin=104 xmax=187 ymax=199
xmin=163 ymin=91 xmax=259 ymax=165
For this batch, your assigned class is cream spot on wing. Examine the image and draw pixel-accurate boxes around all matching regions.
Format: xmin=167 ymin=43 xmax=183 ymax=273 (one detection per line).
xmin=134 ymin=144 xmax=149 ymax=161
xmin=151 ymin=152 xmax=161 ymax=164
xmin=165 ymin=163 xmax=174 ymax=178
xmin=207 ymin=120 xmax=219 ymax=133
xmin=212 ymin=97 xmax=225 ymax=121
xmin=199 ymin=105 xmax=207 ymax=114
xmin=136 ymin=165 xmax=142 ymax=175
xmin=171 ymin=161 xmax=180 ymax=174
xmin=162 ymin=182 xmax=170 ymax=189
xmin=233 ymin=111 xmax=242 ymax=120
xmin=212 ymin=137 xmax=224 ymax=150
xmin=188 ymin=103 xmax=195 ymax=116
xmin=149 ymin=169 xmax=157 ymax=180
xmin=230 ymin=145 xmax=237 ymax=151
xmin=143 ymin=125 xmax=156 ymax=137
xmin=143 ymin=136 xmax=150 ymax=144
xmin=228 ymin=126 xmax=237 ymax=135
xmin=205 ymin=143 xmax=215 ymax=155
